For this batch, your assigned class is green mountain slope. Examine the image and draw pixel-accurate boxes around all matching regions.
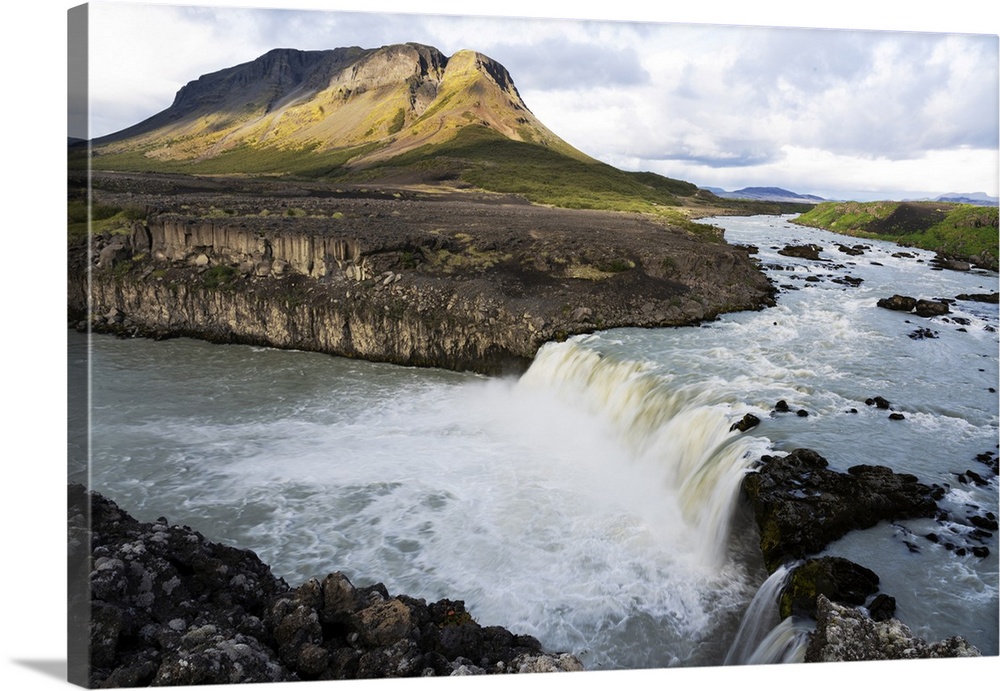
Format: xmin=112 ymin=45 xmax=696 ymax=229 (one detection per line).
xmin=86 ymin=44 xmax=588 ymax=174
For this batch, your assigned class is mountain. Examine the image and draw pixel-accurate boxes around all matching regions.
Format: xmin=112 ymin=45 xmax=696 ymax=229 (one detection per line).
xmin=91 ymin=43 xmax=590 ymax=174
xmin=934 ymin=192 xmax=999 ymax=206
xmin=82 ymin=43 xmax=754 ymax=217
xmin=701 ymin=186 xmax=825 ymax=203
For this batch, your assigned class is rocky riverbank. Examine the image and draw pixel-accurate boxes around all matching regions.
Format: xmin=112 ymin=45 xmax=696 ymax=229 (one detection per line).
xmin=68 ymin=485 xmax=583 ymax=687
xmin=68 ymin=172 xmax=776 ymax=375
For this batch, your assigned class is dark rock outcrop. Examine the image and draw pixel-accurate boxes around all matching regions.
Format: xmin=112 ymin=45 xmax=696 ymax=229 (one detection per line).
xmin=956 ymin=292 xmax=999 ymax=304
xmin=730 ymin=413 xmax=761 ymax=432
xmin=876 ymin=294 xmax=950 ymax=318
xmin=914 ymin=299 xmax=950 ymax=317
xmin=836 ymin=244 xmax=866 ymax=256
xmin=740 ymin=449 xmax=940 ymax=571
xmin=930 ymin=255 xmax=972 ymax=272
xmin=737 ymin=445 xmax=990 ymax=663
xmin=779 ymin=557 xmax=880 ymax=619
xmin=778 ymin=244 xmax=824 ymax=261
xmin=69 ymin=485 xmax=582 ymax=687
xmin=877 ymin=294 xmax=917 ymax=312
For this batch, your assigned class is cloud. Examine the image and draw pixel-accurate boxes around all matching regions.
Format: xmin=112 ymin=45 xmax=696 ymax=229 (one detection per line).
xmin=702 ymin=29 xmax=998 ymax=160
xmin=79 ymin=2 xmax=998 ymax=198
xmin=551 ymin=24 xmax=999 ymax=185
xmin=487 ymin=38 xmax=649 ymax=91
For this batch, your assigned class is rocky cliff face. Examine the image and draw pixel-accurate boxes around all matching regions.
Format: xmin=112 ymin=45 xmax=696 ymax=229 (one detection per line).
xmin=70 ymin=176 xmax=776 ymax=375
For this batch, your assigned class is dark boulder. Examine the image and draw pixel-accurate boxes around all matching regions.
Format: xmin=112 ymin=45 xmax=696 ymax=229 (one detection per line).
xmin=914 ymin=299 xmax=950 ymax=317
xmin=867 ymin=593 xmax=896 ymax=622
xmin=908 ymin=327 xmax=938 ymax=340
xmin=779 ymin=557 xmax=880 ymax=619
xmin=877 ymin=294 xmax=916 ymax=312
xmin=975 ymin=451 xmax=998 ymax=476
xmin=969 ymin=513 xmax=999 ymax=532
xmin=741 ymin=449 xmax=939 ymax=570
xmin=730 ymin=413 xmax=761 ymax=432
xmin=778 ymin=244 xmax=824 ymax=261
xmin=836 ymin=244 xmax=865 ymax=256
xmin=956 ymin=292 xmax=999 ymax=304
xmin=930 ymin=255 xmax=971 ymax=272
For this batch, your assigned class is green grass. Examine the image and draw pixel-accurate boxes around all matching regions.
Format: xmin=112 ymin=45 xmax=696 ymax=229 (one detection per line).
xmin=81 ymin=121 xmax=753 ymax=238
xmin=67 ymin=199 xmax=148 ymax=241
xmin=794 ymin=201 xmax=998 ymax=269
xmin=88 ymin=140 xmax=384 ymax=179
xmin=358 ymin=125 xmax=705 ymax=214
xmin=793 ymin=201 xmax=897 ymax=232
xmin=202 ymin=264 xmax=240 ymax=289
xmin=387 ymin=108 xmax=406 ymax=135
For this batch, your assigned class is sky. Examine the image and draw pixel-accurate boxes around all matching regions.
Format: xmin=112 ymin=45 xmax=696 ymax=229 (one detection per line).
xmin=74 ymin=0 xmax=1000 ymax=202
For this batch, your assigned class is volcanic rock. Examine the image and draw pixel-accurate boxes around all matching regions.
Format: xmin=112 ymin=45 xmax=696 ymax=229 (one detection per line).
xmin=69 ymin=485 xmax=582 ymax=687
xmin=730 ymin=413 xmax=761 ymax=433
xmin=741 ymin=449 xmax=939 ymax=570
xmin=71 ymin=173 xmax=777 ymax=376
xmin=956 ymin=292 xmax=999 ymax=303
xmin=914 ymin=299 xmax=950 ymax=317
xmin=876 ymin=294 xmax=917 ymax=312
xmin=779 ymin=557 xmax=880 ymax=619
xmin=805 ymin=595 xmax=980 ymax=661
xmin=778 ymin=244 xmax=824 ymax=261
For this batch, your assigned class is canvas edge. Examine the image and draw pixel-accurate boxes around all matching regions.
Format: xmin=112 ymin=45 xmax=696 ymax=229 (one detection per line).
xmin=67 ymin=3 xmax=92 ymax=688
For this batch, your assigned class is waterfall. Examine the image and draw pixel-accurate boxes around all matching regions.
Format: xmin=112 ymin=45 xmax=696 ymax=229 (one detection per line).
xmin=743 ymin=617 xmax=813 ymax=664
xmin=724 ymin=562 xmax=797 ymax=664
xmin=517 ymin=338 xmax=770 ymax=567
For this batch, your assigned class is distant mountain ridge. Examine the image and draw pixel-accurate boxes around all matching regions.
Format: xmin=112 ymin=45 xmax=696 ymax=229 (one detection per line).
xmin=932 ymin=192 xmax=998 ymax=206
xmin=701 ymin=186 xmax=825 ymax=204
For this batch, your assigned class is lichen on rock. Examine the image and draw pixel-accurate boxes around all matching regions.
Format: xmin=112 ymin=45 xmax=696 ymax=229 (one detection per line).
xmin=805 ymin=595 xmax=981 ymax=662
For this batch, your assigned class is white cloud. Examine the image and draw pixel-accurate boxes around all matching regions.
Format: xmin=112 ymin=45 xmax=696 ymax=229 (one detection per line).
xmin=79 ymin=0 xmax=999 ymax=200
xmin=626 ymin=145 xmax=999 ymax=201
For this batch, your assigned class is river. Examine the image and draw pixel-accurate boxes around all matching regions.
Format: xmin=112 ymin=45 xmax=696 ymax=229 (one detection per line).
xmin=70 ymin=214 xmax=999 ymax=669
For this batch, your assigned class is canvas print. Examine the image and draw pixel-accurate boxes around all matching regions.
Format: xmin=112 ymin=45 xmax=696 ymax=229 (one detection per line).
xmin=66 ymin=1 xmax=999 ymax=688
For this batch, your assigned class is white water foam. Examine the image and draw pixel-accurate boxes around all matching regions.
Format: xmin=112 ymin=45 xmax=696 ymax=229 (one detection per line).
xmin=518 ymin=339 xmax=773 ymax=567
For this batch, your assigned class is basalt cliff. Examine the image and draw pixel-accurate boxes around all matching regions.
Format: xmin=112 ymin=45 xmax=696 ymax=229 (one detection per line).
xmin=69 ymin=43 xmax=785 ymax=374
xmin=70 ymin=172 xmax=775 ymax=375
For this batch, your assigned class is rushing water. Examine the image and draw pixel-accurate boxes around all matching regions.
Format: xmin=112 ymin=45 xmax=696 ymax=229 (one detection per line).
xmin=72 ymin=214 xmax=999 ymax=668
